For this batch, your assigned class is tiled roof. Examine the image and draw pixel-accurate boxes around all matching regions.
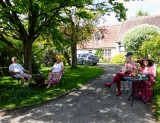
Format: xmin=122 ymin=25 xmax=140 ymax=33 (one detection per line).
xmin=78 ymin=24 xmax=121 ymax=49
xmin=116 ymin=14 xmax=160 ymax=42
xmin=78 ymin=14 xmax=160 ymax=50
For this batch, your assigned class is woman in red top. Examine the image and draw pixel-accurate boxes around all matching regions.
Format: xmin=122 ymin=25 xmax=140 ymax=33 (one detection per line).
xmin=105 ymin=52 xmax=138 ymax=96
xmin=133 ymin=57 xmax=158 ymax=103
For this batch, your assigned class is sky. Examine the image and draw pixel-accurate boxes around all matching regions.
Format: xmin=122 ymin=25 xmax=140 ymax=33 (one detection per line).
xmin=98 ymin=0 xmax=160 ymax=26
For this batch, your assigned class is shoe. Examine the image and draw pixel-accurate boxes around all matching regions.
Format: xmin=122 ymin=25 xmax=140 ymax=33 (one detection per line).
xmin=104 ymin=83 xmax=111 ymax=87
xmin=26 ymin=83 xmax=29 ymax=86
xmin=46 ymin=84 xmax=51 ymax=89
xmin=21 ymin=85 xmax=25 ymax=87
xmin=116 ymin=91 xmax=121 ymax=96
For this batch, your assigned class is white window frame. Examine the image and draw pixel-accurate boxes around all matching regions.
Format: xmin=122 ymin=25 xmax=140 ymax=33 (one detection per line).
xmin=104 ymin=49 xmax=111 ymax=58
xmin=94 ymin=31 xmax=102 ymax=43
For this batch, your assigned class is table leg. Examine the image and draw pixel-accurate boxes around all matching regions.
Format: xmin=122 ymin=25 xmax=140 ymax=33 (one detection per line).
xmin=128 ymin=80 xmax=143 ymax=106
xmin=128 ymin=84 xmax=135 ymax=106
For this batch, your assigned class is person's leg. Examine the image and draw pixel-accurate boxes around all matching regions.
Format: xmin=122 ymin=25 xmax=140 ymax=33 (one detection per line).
xmin=46 ymin=83 xmax=51 ymax=88
xmin=46 ymin=72 xmax=54 ymax=88
xmin=141 ymin=81 xmax=153 ymax=103
xmin=105 ymin=72 xmax=124 ymax=96
xmin=23 ymin=73 xmax=32 ymax=86
xmin=15 ymin=74 xmax=25 ymax=86
xmin=105 ymin=72 xmax=124 ymax=86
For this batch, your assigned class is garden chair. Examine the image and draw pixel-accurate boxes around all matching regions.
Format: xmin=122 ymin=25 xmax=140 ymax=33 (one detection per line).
xmin=59 ymin=71 xmax=67 ymax=87
xmin=114 ymin=80 xmax=130 ymax=94
xmin=10 ymin=73 xmax=20 ymax=85
xmin=10 ymin=73 xmax=28 ymax=86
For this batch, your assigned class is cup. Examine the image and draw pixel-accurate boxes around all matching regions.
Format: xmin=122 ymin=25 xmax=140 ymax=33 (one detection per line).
xmin=140 ymin=75 xmax=142 ymax=79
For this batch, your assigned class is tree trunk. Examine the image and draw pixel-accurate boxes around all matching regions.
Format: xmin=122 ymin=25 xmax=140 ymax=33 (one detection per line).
xmin=64 ymin=51 xmax=71 ymax=66
xmin=71 ymin=40 xmax=77 ymax=68
xmin=23 ymin=40 xmax=33 ymax=73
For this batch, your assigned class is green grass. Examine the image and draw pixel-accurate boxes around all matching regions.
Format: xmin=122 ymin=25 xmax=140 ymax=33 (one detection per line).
xmin=0 ymin=65 xmax=104 ymax=110
xmin=154 ymin=67 xmax=160 ymax=121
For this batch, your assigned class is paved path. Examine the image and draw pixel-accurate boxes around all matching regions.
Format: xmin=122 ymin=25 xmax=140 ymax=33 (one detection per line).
xmin=0 ymin=64 xmax=157 ymax=123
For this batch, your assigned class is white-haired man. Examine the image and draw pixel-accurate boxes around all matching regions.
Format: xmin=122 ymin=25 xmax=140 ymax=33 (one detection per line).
xmin=9 ymin=57 xmax=32 ymax=87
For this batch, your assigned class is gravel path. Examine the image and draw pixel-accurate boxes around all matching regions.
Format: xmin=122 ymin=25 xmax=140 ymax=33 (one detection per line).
xmin=0 ymin=64 xmax=157 ymax=123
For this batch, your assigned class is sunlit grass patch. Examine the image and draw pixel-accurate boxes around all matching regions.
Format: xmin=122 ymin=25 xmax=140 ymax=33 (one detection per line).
xmin=0 ymin=65 xmax=104 ymax=110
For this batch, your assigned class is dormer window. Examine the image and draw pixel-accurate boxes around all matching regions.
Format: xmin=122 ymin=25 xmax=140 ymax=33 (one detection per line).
xmin=94 ymin=31 xmax=103 ymax=42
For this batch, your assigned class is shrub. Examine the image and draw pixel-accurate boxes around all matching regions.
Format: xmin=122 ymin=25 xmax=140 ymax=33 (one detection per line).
xmin=94 ymin=49 xmax=103 ymax=59
xmin=110 ymin=53 xmax=125 ymax=64
xmin=122 ymin=24 xmax=160 ymax=53
xmin=32 ymin=57 xmax=41 ymax=74
xmin=100 ymin=58 xmax=111 ymax=63
xmin=139 ymin=35 xmax=160 ymax=65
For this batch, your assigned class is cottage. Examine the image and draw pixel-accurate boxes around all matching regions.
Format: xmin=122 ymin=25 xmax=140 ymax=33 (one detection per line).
xmin=77 ymin=25 xmax=121 ymax=59
xmin=78 ymin=14 xmax=160 ymax=59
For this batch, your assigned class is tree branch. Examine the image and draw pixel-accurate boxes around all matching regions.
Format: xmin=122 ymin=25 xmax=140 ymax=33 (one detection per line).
xmin=0 ymin=0 xmax=28 ymax=41
xmin=28 ymin=0 xmax=39 ymax=37
xmin=34 ymin=0 xmax=70 ymax=39
xmin=0 ymin=34 xmax=22 ymax=53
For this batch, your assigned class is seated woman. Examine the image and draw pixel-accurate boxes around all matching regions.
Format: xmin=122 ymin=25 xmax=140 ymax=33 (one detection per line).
xmin=132 ymin=57 xmax=158 ymax=103
xmin=105 ymin=52 xmax=138 ymax=96
xmin=46 ymin=56 xmax=64 ymax=88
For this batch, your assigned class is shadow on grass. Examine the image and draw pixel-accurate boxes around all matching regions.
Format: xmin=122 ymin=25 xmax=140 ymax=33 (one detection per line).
xmin=0 ymin=65 xmax=104 ymax=111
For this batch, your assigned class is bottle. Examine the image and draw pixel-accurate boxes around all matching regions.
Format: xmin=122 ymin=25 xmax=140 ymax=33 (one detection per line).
xmin=153 ymin=64 xmax=157 ymax=77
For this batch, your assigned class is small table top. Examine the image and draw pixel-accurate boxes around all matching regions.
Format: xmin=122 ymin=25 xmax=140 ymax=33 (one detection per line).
xmin=123 ymin=76 xmax=149 ymax=81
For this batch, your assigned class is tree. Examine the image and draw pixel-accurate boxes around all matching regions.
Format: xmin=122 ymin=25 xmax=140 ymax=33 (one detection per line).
xmin=58 ymin=8 xmax=96 ymax=68
xmin=139 ymin=35 xmax=160 ymax=64
xmin=122 ymin=24 xmax=160 ymax=53
xmin=136 ymin=10 xmax=149 ymax=17
xmin=0 ymin=0 xmax=128 ymax=71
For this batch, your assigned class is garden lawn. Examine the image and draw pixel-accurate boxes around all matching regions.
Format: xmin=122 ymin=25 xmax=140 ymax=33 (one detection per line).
xmin=154 ymin=67 xmax=160 ymax=121
xmin=0 ymin=65 xmax=104 ymax=110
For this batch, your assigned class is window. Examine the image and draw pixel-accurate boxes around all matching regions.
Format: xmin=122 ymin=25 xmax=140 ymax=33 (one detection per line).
xmin=88 ymin=50 xmax=92 ymax=54
xmin=94 ymin=31 xmax=103 ymax=42
xmin=104 ymin=49 xmax=111 ymax=58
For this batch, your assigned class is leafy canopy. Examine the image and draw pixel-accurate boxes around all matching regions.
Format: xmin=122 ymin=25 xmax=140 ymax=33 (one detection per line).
xmin=122 ymin=24 xmax=160 ymax=53
xmin=0 ymin=0 xmax=133 ymax=70
xmin=139 ymin=35 xmax=160 ymax=64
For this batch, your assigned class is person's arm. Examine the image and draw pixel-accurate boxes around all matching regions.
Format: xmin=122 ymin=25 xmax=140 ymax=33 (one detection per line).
xmin=153 ymin=64 xmax=158 ymax=77
xmin=50 ymin=63 xmax=55 ymax=72
xmin=121 ymin=62 xmax=126 ymax=72
xmin=23 ymin=69 xmax=30 ymax=73
xmin=147 ymin=66 xmax=157 ymax=84
xmin=60 ymin=62 xmax=64 ymax=72
xmin=149 ymin=66 xmax=157 ymax=77
xmin=19 ymin=64 xmax=30 ymax=73
xmin=124 ymin=61 xmax=138 ymax=73
xmin=122 ymin=62 xmax=132 ymax=73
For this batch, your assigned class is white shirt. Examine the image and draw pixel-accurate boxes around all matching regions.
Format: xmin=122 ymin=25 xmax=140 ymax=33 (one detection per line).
xmin=9 ymin=63 xmax=24 ymax=74
xmin=52 ymin=62 xmax=63 ymax=72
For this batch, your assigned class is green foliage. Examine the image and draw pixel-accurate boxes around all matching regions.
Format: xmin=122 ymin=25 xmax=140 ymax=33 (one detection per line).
xmin=153 ymin=67 xmax=160 ymax=121
xmin=123 ymin=24 xmax=160 ymax=53
xmin=100 ymin=58 xmax=111 ymax=63
xmin=32 ymin=57 xmax=41 ymax=74
xmin=139 ymin=35 xmax=160 ymax=64
xmin=0 ymin=0 xmax=128 ymax=71
xmin=0 ymin=65 xmax=103 ymax=110
xmin=0 ymin=42 xmax=21 ymax=68
xmin=110 ymin=53 xmax=125 ymax=64
xmin=94 ymin=49 xmax=103 ymax=59
xmin=58 ymin=54 xmax=67 ymax=66
xmin=136 ymin=10 xmax=149 ymax=17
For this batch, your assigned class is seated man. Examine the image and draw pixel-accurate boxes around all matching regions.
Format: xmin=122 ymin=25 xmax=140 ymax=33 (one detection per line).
xmin=9 ymin=57 xmax=32 ymax=87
